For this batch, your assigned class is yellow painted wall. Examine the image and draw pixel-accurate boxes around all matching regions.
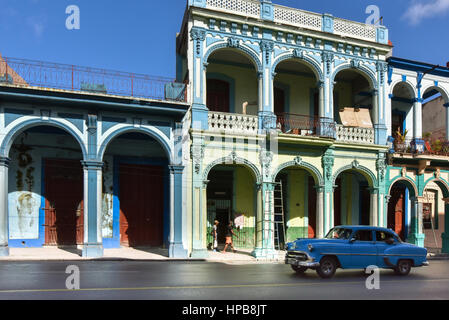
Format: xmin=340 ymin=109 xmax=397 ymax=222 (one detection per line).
xmin=234 ymin=167 xmax=255 ymax=225
xmin=274 ymin=73 xmax=316 ymax=115
xmin=287 ymin=169 xmax=306 ymax=228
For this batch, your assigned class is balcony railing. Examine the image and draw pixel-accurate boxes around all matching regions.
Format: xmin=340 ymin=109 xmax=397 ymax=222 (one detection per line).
xmin=0 ymin=56 xmax=187 ymax=102
xmin=336 ymin=125 xmax=375 ymax=144
xmin=276 ymin=113 xmax=335 ymax=138
xmin=392 ymin=137 xmax=449 ymax=156
xmin=208 ymin=111 xmax=259 ymax=135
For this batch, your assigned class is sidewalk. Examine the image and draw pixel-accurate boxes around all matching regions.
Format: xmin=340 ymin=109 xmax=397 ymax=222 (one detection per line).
xmin=0 ymin=247 xmax=286 ymax=264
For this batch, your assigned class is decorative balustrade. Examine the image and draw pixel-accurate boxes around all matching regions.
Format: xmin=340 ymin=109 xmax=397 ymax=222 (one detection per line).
xmin=208 ymin=111 xmax=259 ymax=134
xmin=203 ymin=0 xmax=379 ymax=43
xmin=333 ymin=17 xmax=377 ymax=42
xmin=336 ymin=125 xmax=375 ymax=144
xmin=205 ymin=0 xmax=260 ymax=19
xmin=0 ymin=56 xmax=187 ymax=102
xmin=273 ymin=5 xmax=322 ymax=32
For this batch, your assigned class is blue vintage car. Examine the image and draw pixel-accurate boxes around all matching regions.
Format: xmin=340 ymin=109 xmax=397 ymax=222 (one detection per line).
xmin=285 ymin=226 xmax=429 ymax=278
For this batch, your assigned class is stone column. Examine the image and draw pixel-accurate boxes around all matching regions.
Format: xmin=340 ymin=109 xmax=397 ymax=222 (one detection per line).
xmin=322 ymin=148 xmax=335 ymax=235
xmin=0 ymin=157 xmax=10 ymax=256
xmin=252 ymin=182 xmax=278 ymax=259
xmin=316 ymin=186 xmax=325 ymax=238
xmin=369 ymin=188 xmax=379 ymax=226
xmin=409 ymin=196 xmax=425 ymax=247
xmin=413 ymin=98 xmax=423 ymax=139
xmin=321 ymin=52 xmax=335 ymax=138
xmin=258 ymin=40 xmax=276 ymax=131
xmin=168 ymin=165 xmax=188 ymax=258
xmin=441 ymin=199 xmax=449 ymax=253
xmin=444 ymin=103 xmax=449 ymax=141
xmin=190 ymin=28 xmax=208 ymax=130
xmin=81 ymin=160 xmax=104 ymax=258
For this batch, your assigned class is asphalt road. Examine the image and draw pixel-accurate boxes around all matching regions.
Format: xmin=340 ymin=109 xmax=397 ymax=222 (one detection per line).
xmin=0 ymin=260 xmax=448 ymax=300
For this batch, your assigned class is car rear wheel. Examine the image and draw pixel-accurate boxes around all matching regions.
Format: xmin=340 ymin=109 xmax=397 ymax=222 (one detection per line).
xmin=395 ymin=260 xmax=412 ymax=276
xmin=316 ymin=257 xmax=337 ymax=279
xmin=291 ymin=265 xmax=307 ymax=274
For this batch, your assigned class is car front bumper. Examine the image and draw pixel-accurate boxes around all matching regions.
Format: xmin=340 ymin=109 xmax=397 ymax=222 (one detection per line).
xmin=285 ymin=251 xmax=320 ymax=269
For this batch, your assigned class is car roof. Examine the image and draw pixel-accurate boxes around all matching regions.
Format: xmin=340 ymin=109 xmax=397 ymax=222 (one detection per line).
xmin=334 ymin=225 xmax=394 ymax=233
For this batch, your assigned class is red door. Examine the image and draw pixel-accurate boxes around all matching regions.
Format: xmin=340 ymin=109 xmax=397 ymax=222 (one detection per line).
xmin=44 ymin=159 xmax=84 ymax=245
xmin=308 ymin=176 xmax=317 ymax=238
xmin=119 ymin=163 xmax=164 ymax=247
xmin=388 ymin=186 xmax=405 ymax=240
xmin=207 ymin=79 xmax=230 ymax=113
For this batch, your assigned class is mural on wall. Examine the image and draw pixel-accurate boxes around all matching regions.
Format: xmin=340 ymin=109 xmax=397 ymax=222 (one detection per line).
xmin=8 ymin=134 xmax=40 ymax=240
xmin=102 ymin=156 xmax=114 ymax=238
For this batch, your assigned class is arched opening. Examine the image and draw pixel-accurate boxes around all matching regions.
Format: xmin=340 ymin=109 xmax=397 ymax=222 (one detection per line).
xmin=206 ymin=48 xmax=258 ymax=115
xmin=334 ymin=170 xmax=371 ymax=227
xmin=422 ymin=180 xmax=449 ymax=253
xmin=422 ymin=86 xmax=449 ymax=155
xmin=102 ymin=132 xmax=169 ymax=248
xmin=206 ymin=165 xmax=257 ymax=251
xmin=274 ymin=167 xmax=319 ymax=247
xmin=388 ymin=180 xmax=416 ymax=241
xmin=333 ymin=69 xmax=374 ymax=130
xmin=390 ymin=82 xmax=415 ymax=152
xmin=273 ymin=58 xmax=320 ymax=136
xmin=8 ymin=125 xmax=84 ymax=247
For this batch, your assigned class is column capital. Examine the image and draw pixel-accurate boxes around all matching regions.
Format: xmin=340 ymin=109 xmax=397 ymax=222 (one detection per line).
xmin=168 ymin=165 xmax=185 ymax=174
xmin=0 ymin=157 xmax=10 ymax=168
xmin=81 ymin=160 xmax=103 ymax=170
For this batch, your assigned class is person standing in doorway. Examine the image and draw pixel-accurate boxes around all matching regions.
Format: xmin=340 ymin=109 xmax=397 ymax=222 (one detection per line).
xmin=222 ymin=222 xmax=238 ymax=253
xmin=212 ymin=220 xmax=219 ymax=252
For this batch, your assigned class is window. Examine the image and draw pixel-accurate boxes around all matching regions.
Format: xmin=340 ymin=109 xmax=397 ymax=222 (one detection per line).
xmin=354 ymin=230 xmax=373 ymax=241
xmin=207 ymin=79 xmax=230 ymax=113
xmin=325 ymin=228 xmax=353 ymax=240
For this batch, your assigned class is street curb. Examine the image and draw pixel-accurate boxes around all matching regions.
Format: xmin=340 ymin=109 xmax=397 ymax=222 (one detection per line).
xmin=0 ymin=258 xmax=286 ymax=264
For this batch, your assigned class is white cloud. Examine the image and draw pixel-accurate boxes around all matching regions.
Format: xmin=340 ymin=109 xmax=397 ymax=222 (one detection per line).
xmin=403 ymin=0 xmax=449 ymax=25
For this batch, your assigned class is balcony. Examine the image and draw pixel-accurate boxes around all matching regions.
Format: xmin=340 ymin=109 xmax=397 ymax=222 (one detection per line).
xmin=208 ymin=111 xmax=259 ymax=135
xmin=0 ymin=56 xmax=187 ymax=102
xmin=392 ymin=137 xmax=449 ymax=157
xmin=336 ymin=125 xmax=375 ymax=145
xmin=276 ymin=113 xmax=335 ymax=139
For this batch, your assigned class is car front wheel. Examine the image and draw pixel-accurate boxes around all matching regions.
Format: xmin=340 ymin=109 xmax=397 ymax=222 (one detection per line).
xmin=316 ymin=257 xmax=337 ymax=279
xmin=395 ymin=260 xmax=412 ymax=276
xmin=291 ymin=265 xmax=307 ymax=274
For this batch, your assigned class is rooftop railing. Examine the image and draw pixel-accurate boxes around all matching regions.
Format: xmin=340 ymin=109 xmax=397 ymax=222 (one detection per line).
xmin=0 ymin=56 xmax=187 ymax=102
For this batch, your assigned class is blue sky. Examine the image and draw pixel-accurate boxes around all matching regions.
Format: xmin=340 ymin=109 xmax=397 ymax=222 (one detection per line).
xmin=0 ymin=0 xmax=448 ymax=78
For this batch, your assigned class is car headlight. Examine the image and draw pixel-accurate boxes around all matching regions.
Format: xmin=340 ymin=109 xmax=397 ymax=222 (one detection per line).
xmin=308 ymin=244 xmax=314 ymax=252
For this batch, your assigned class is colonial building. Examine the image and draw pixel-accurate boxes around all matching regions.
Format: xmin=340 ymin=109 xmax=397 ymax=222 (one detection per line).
xmin=1 ymin=0 xmax=448 ymax=259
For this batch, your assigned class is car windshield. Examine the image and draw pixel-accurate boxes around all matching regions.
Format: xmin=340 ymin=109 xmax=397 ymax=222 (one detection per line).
xmin=325 ymin=228 xmax=353 ymax=240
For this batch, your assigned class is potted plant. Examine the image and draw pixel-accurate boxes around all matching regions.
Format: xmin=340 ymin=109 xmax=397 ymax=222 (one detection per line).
xmin=394 ymin=128 xmax=408 ymax=153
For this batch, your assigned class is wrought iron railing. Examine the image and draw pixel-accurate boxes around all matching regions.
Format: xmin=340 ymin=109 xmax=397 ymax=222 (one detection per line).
xmin=276 ymin=113 xmax=335 ymax=138
xmin=0 ymin=56 xmax=187 ymax=102
xmin=393 ymin=137 xmax=449 ymax=156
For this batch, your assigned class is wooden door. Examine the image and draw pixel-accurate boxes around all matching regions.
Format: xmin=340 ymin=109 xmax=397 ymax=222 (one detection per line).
xmin=207 ymin=79 xmax=230 ymax=113
xmin=274 ymin=87 xmax=285 ymax=116
xmin=388 ymin=186 xmax=405 ymax=240
xmin=44 ymin=159 xmax=84 ymax=245
xmin=119 ymin=163 xmax=164 ymax=247
xmin=308 ymin=176 xmax=317 ymax=238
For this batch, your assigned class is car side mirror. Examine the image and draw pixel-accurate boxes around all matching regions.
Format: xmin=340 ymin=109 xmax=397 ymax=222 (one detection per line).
xmin=386 ymin=238 xmax=395 ymax=245
xmin=349 ymin=237 xmax=356 ymax=243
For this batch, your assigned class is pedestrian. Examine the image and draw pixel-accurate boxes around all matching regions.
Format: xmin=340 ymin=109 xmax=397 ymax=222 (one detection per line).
xmin=211 ymin=220 xmax=219 ymax=252
xmin=222 ymin=222 xmax=238 ymax=253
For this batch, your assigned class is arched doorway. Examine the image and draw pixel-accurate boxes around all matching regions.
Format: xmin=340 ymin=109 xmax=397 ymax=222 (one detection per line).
xmin=387 ymin=180 xmax=416 ymax=241
xmin=206 ymin=164 xmax=257 ymax=251
xmin=101 ymin=132 xmax=170 ymax=248
xmin=273 ymin=58 xmax=320 ymax=135
xmin=333 ymin=170 xmax=371 ymax=227
xmin=390 ymin=81 xmax=415 ymax=150
xmin=422 ymin=86 xmax=449 ymax=153
xmin=274 ymin=166 xmax=319 ymax=244
xmin=206 ymin=48 xmax=259 ymax=115
xmin=8 ymin=125 xmax=84 ymax=247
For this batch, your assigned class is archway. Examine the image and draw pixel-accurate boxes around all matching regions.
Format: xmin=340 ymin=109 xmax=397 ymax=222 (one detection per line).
xmin=333 ymin=68 xmax=375 ymax=130
xmin=333 ymin=169 xmax=372 ymax=227
xmin=387 ymin=179 xmax=417 ymax=241
xmin=273 ymin=166 xmax=320 ymax=245
xmin=422 ymin=86 xmax=449 ymax=152
xmin=206 ymin=48 xmax=259 ymax=115
xmin=8 ymin=125 xmax=85 ymax=247
xmin=101 ymin=131 xmax=170 ymax=248
xmin=206 ymin=164 xmax=258 ymax=251
xmin=273 ymin=57 xmax=321 ymax=136
xmin=390 ymin=81 xmax=415 ymax=151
